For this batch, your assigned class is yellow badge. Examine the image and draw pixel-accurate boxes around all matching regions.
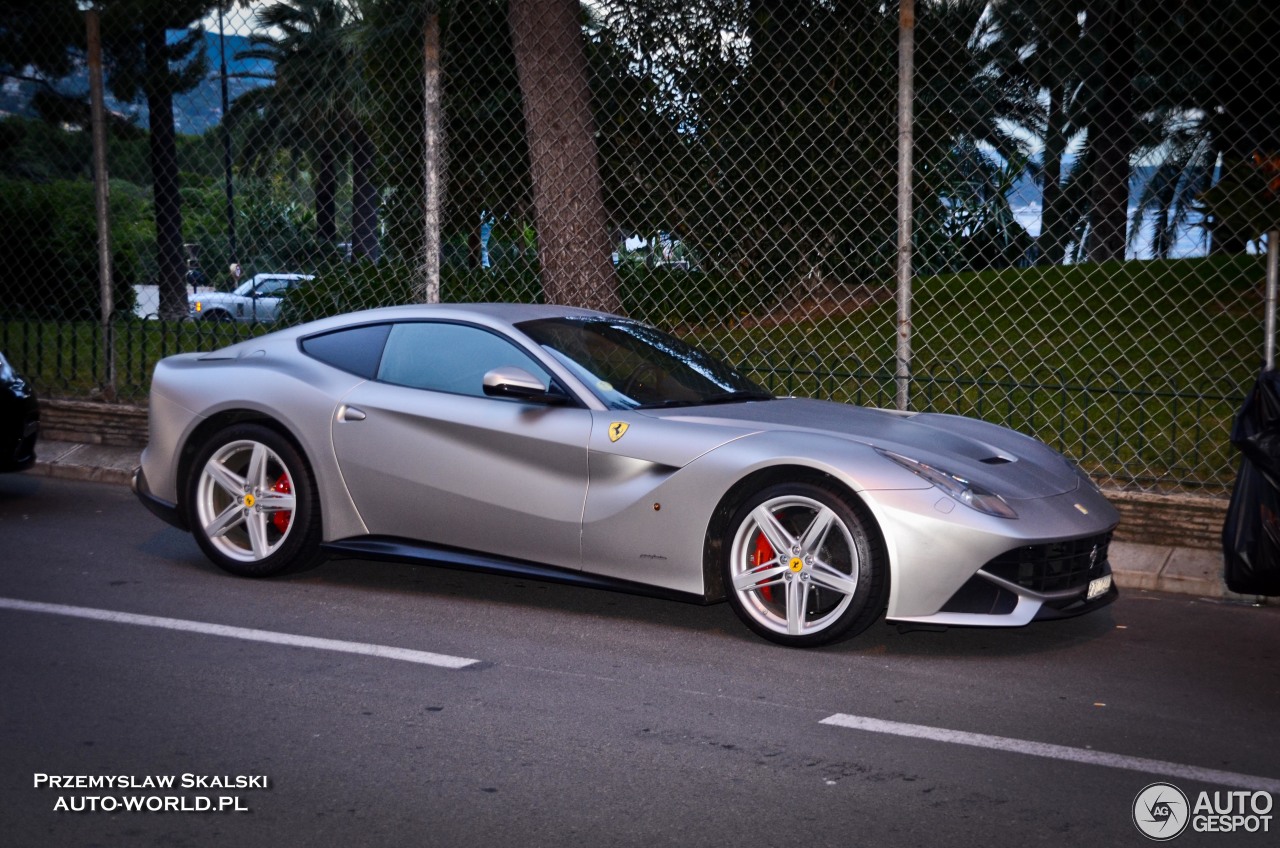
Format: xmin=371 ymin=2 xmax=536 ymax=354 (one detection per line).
xmin=243 ymin=493 xmax=256 ymax=508
xmin=608 ymin=421 xmax=629 ymax=442
xmin=789 ymin=557 xmax=804 ymax=573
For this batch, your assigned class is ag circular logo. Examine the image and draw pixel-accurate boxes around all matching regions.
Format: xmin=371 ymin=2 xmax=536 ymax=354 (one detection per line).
xmin=1133 ymin=782 xmax=1190 ymax=840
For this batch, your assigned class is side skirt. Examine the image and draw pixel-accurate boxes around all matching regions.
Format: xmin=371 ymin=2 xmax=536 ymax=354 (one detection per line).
xmin=321 ymin=535 xmax=714 ymax=606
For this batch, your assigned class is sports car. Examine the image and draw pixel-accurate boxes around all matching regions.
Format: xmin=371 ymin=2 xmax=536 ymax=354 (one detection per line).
xmin=132 ymin=303 xmax=1119 ymax=646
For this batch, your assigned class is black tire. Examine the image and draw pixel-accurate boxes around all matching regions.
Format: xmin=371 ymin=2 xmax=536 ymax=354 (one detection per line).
xmin=186 ymin=423 xmax=324 ymax=577
xmin=723 ymin=481 xmax=886 ymax=647
xmin=202 ymin=310 xmax=232 ymax=323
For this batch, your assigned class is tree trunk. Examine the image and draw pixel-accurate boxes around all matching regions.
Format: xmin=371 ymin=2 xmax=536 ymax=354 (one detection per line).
xmin=508 ymin=0 xmax=619 ymax=312
xmin=144 ymin=22 xmax=186 ymax=321
xmin=1039 ymin=84 xmax=1068 ymax=265
xmin=315 ymin=142 xmax=338 ymax=246
xmin=351 ymin=124 xmax=380 ymax=260
xmin=1085 ymin=0 xmax=1136 ymax=264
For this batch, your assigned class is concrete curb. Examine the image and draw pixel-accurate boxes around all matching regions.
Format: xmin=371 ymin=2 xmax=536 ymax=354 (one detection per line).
xmin=28 ymin=440 xmax=138 ymax=486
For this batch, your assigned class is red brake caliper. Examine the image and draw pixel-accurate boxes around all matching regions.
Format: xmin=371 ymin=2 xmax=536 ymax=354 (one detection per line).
xmin=271 ymin=473 xmax=292 ymax=534
xmin=752 ymin=531 xmax=776 ymax=602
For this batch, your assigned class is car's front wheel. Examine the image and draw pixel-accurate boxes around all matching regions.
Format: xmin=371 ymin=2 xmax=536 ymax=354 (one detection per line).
xmin=724 ymin=482 xmax=886 ymax=647
xmin=187 ymin=423 xmax=323 ymax=577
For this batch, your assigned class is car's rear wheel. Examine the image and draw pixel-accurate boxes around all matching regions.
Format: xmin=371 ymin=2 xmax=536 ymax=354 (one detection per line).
xmin=187 ymin=423 xmax=322 ymax=577
xmin=724 ymin=482 xmax=885 ymax=647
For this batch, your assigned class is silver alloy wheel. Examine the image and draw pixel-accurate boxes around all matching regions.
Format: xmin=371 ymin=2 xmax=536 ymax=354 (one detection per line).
xmin=728 ymin=493 xmax=862 ymax=637
xmin=194 ymin=438 xmax=298 ymax=563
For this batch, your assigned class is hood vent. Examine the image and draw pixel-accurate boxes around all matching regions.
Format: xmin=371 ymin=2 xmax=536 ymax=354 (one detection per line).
xmin=980 ymin=456 xmax=1013 ymax=465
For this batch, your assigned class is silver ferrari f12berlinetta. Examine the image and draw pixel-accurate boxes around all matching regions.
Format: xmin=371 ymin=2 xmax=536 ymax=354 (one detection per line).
xmin=133 ymin=303 xmax=1119 ymax=646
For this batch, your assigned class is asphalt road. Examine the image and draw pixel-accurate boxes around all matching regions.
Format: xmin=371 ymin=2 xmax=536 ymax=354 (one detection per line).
xmin=1 ymin=474 xmax=1278 ymax=847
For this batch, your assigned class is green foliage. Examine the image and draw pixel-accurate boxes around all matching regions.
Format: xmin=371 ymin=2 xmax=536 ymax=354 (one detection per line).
xmin=0 ymin=178 xmax=146 ymax=319
xmin=1199 ymin=157 xmax=1280 ymax=242
xmin=281 ymin=261 xmax=544 ymax=324
xmin=0 ymin=117 xmax=153 ymax=185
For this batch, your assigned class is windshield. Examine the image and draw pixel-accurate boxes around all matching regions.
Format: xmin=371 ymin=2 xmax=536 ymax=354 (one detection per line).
xmin=517 ymin=317 xmax=771 ymax=410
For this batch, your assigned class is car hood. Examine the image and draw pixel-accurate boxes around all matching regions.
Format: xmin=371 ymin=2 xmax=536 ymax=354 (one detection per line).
xmin=650 ymin=397 xmax=1083 ymax=500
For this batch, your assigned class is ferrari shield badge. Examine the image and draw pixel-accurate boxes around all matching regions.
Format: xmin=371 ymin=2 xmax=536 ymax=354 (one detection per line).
xmin=609 ymin=421 xmax=629 ymax=442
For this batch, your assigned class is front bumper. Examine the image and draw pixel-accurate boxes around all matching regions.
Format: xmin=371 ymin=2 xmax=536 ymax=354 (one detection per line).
xmin=131 ymin=466 xmax=188 ymax=531
xmin=888 ymin=533 xmax=1118 ymax=628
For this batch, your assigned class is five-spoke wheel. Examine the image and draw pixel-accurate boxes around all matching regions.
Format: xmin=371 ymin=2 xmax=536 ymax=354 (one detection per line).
xmin=188 ymin=423 xmax=322 ymax=577
xmin=725 ymin=482 xmax=885 ymax=646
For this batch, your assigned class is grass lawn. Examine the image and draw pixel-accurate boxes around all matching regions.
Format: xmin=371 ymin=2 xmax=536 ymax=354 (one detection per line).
xmin=685 ymin=255 xmax=1265 ymax=492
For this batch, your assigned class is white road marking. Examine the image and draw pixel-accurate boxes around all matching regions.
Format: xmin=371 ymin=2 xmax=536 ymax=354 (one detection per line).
xmin=0 ymin=597 xmax=481 ymax=670
xmin=820 ymin=713 xmax=1280 ymax=793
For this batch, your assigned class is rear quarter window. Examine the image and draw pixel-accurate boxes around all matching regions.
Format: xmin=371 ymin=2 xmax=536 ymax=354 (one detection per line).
xmin=299 ymin=323 xmax=392 ymax=378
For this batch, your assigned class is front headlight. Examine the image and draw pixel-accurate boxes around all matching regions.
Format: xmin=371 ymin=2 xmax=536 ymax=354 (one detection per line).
xmin=0 ymin=352 xmax=15 ymax=384
xmin=876 ymin=449 xmax=1018 ymax=519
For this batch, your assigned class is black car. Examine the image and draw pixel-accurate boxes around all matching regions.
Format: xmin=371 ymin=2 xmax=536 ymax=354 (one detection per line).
xmin=0 ymin=351 xmax=38 ymax=471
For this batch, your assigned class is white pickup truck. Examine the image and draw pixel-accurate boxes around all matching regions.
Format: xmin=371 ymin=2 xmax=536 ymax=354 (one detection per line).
xmin=188 ymin=273 xmax=314 ymax=323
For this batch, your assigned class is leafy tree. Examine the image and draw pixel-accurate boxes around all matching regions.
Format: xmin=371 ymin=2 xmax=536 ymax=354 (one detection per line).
xmin=0 ymin=0 xmax=84 ymax=90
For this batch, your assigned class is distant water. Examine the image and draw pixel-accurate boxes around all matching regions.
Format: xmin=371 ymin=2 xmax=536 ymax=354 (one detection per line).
xmin=1008 ymin=164 xmax=1217 ymax=260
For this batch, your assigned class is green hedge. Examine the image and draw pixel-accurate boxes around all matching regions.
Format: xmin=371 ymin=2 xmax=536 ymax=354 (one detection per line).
xmin=0 ymin=178 xmax=147 ymax=319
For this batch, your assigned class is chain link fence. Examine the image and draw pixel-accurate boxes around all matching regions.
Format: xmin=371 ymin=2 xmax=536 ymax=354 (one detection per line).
xmin=3 ymin=0 xmax=1278 ymax=496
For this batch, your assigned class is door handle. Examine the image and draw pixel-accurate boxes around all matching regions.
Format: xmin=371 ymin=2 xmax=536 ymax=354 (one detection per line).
xmin=338 ymin=405 xmax=367 ymax=422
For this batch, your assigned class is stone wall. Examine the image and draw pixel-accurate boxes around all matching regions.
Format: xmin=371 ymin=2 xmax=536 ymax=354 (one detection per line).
xmin=1107 ymin=490 xmax=1225 ymax=552
xmin=40 ymin=398 xmax=149 ymax=448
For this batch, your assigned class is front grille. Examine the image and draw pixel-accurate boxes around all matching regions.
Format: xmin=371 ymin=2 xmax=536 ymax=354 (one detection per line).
xmin=983 ymin=532 xmax=1112 ymax=595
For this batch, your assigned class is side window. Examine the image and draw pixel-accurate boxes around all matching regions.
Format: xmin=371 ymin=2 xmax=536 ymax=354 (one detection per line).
xmin=255 ymin=277 xmax=291 ymax=297
xmin=300 ymin=323 xmax=392 ymax=378
xmin=376 ymin=322 xmax=551 ymax=398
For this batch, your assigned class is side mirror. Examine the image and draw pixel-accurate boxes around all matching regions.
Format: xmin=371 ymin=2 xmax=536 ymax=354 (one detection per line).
xmin=482 ymin=366 xmax=569 ymax=405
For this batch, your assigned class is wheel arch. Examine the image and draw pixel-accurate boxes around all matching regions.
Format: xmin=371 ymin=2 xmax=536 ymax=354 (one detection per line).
xmin=701 ymin=464 xmax=889 ymax=603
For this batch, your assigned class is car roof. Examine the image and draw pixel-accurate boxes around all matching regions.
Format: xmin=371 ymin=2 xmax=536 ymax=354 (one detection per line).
xmin=306 ymin=302 xmax=611 ymax=330
xmin=208 ymin=303 xmax=617 ymax=354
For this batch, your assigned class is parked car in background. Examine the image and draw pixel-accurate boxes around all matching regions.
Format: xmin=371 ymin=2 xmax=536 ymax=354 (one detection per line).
xmin=133 ymin=303 xmax=1119 ymax=647
xmin=0 ymin=351 xmax=38 ymax=472
xmin=189 ymin=273 xmax=314 ymax=323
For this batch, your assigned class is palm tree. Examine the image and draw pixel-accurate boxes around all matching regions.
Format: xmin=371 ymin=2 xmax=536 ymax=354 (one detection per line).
xmin=1130 ymin=1 xmax=1280 ymax=256
xmin=236 ymin=0 xmax=379 ymax=257
xmin=988 ymin=0 xmax=1092 ymax=266
xmin=913 ymin=0 xmax=1040 ymax=273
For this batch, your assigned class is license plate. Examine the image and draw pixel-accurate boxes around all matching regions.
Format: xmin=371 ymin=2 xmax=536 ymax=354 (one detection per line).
xmin=1087 ymin=574 xmax=1112 ymax=600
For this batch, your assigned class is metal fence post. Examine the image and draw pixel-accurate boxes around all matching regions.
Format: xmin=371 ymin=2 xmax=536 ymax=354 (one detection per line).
xmin=87 ymin=6 xmax=115 ymax=400
xmin=218 ymin=4 xmax=237 ymax=273
xmin=895 ymin=0 xmax=915 ymax=412
xmin=419 ymin=8 xmax=443 ymax=304
xmin=1266 ymin=228 xmax=1278 ymax=369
